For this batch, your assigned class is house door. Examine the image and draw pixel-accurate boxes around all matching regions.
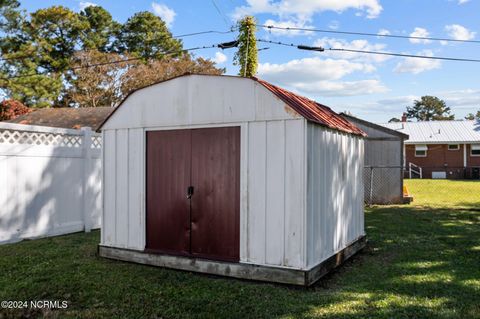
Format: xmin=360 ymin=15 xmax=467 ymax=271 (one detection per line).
xmin=146 ymin=127 xmax=240 ymax=262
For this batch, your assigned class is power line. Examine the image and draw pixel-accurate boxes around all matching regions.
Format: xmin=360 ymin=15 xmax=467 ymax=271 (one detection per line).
xmin=173 ymin=29 xmax=236 ymax=38
xmin=258 ymin=24 xmax=480 ymax=44
xmin=210 ymin=0 xmax=231 ymax=28
xmin=0 ymin=28 xmax=237 ymax=62
xmin=257 ymin=39 xmax=480 ymax=63
xmin=328 ymin=48 xmax=480 ymax=63
xmin=0 ymin=42 xmax=235 ymax=80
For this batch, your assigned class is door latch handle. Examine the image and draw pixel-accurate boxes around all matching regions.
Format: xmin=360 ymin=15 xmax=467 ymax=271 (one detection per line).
xmin=187 ymin=186 xmax=194 ymax=199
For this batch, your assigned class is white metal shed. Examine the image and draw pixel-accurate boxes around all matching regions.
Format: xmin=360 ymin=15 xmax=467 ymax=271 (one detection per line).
xmin=98 ymin=74 xmax=366 ymax=286
xmin=341 ymin=113 xmax=409 ymax=204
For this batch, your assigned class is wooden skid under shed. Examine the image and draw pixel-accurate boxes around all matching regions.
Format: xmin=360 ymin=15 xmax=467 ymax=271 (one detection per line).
xmin=98 ymin=235 xmax=366 ymax=286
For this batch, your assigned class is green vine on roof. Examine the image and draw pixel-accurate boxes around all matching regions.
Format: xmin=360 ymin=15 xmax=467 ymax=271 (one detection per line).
xmin=233 ymin=16 xmax=258 ymax=78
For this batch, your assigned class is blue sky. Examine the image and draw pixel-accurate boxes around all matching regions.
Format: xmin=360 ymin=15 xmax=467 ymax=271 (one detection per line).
xmin=20 ymin=0 xmax=480 ymax=123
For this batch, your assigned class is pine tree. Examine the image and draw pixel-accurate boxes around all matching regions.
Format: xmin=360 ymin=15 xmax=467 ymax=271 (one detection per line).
xmin=464 ymin=111 xmax=480 ymax=120
xmin=406 ymin=96 xmax=454 ymax=121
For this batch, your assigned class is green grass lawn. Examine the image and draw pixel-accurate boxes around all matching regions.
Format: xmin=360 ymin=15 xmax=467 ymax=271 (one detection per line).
xmin=1 ymin=181 xmax=479 ymax=318
xmin=405 ymin=179 xmax=480 ymax=208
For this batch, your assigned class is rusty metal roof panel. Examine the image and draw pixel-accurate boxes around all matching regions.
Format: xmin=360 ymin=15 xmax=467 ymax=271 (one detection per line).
xmin=254 ymin=78 xmax=366 ymax=137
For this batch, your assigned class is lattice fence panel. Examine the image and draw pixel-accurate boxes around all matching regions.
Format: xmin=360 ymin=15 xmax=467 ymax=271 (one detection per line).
xmin=0 ymin=129 xmax=82 ymax=148
xmin=91 ymin=135 xmax=102 ymax=149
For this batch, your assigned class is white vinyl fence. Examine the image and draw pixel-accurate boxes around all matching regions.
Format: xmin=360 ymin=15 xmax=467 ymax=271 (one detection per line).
xmin=0 ymin=122 xmax=102 ymax=244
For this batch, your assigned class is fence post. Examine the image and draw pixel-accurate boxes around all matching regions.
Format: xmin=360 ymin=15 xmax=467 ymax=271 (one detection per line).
xmin=81 ymin=127 xmax=92 ymax=232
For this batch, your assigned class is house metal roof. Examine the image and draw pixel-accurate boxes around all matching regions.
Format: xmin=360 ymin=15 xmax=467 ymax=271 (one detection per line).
xmin=382 ymin=120 xmax=480 ymax=144
xmin=6 ymin=107 xmax=114 ymax=130
xmin=254 ymin=78 xmax=366 ymax=137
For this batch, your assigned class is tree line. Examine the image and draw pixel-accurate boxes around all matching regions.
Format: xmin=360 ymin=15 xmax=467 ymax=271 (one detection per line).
xmin=1 ymin=2 xmax=476 ymax=122
xmin=388 ymin=96 xmax=479 ymax=122
xmin=0 ymin=0 xmax=225 ymax=109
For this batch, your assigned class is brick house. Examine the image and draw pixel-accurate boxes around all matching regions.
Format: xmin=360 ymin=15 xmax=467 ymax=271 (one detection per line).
xmin=383 ymin=117 xmax=480 ymax=179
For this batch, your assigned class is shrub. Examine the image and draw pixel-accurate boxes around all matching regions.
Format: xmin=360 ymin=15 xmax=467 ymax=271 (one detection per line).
xmin=0 ymin=99 xmax=32 ymax=121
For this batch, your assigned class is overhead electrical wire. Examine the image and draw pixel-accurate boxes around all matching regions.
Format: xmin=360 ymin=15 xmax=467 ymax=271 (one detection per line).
xmin=0 ymin=28 xmax=238 ymax=62
xmin=328 ymin=47 xmax=480 ymax=62
xmin=210 ymin=0 xmax=231 ymax=28
xmin=0 ymin=42 xmax=238 ymax=80
xmin=257 ymin=24 xmax=480 ymax=44
xmin=257 ymin=39 xmax=480 ymax=63
xmin=173 ymin=29 xmax=236 ymax=38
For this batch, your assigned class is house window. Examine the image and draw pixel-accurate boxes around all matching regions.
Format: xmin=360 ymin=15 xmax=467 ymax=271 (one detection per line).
xmin=415 ymin=145 xmax=427 ymax=157
xmin=471 ymin=144 xmax=480 ymax=156
xmin=448 ymin=144 xmax=459 ymax=150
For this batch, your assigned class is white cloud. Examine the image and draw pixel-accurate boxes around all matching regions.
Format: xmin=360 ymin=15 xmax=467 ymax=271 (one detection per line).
xmin=445 ymin=24 xmax=476 ymax=40
xmin=233 ymin=0 xmax=383 ymax=27
xmin=377 ymin=95 xmax=418 ymax=107
xmin=151 ymin=2 xmax=176 ymax=27
xmin=212 ymin=52 xmax=227 ymax=64
xmin=294 ymin=80 xmax=387 ymax=96
xmin=313 ymin=37 xmax=390 ymax=63
xmin=257 ymin=57 xmax=386 ymax=97
xmin=438 ymin=89 xmax=480 ymax=107
xmin=335 ymin=88 xmax=480 ymax=122
xmin=409 ymin=27 xmax=431 ymax=44
xmin=328 ymin=20 xmax=340 ymax=30
xmin=262 ymin=18 xmax=314 ymax=36
xmin=377 ymin=29 xmax=391 ymax=36
xmin=258 ymin=57 xmax=375 ymax=81
xmin=79 ymin=1 xmax=97 ymax=10
xmin=394 ymin=50 xmax=441 ymax=74
xmin=458 ymin=0 xmax=470 ymax=4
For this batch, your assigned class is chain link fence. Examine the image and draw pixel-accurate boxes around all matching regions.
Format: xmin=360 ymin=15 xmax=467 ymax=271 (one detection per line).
xmin=364 ymin=165 xmax=480 ymax=207
xmin=364 ymin=166 xmax=404 ymax=205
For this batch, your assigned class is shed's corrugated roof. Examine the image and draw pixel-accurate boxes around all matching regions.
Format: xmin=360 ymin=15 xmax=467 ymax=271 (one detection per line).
xmin=254 ymin=78 xmax=366 ymax=137
xmin=382 ymin=120 xmax=480 ymax=144
xmin=6 ymin=107 xmax=114 ymax=130
xmin=98 ymin=74 xmax=366 ymax=136
xmin=341 ymin=113 xmax=408 ymax=139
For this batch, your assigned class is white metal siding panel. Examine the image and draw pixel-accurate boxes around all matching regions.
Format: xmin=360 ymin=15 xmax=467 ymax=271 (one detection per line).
xmin=306 ymin=123 xmax=364 ymax=268
xmin=284 ymin=120 xmax=305 ymax=268
xmin=115 ymin=129 xmax=129 ymax=248
xmin=244 ymin=119 xmax=306 ymax=269
xmin=254 ymin=83 xmax=302 ymax=121
xmin=127 ymin=128 xmax=145 ymax=250
xmin=191 ymin=76 xmax=256 ymax=123
xmin=239 ymin=123 xmax=249 ymax=262
xmin=265 ymin=121 xmax=285 ymax=266
xmin=358 ymin=138 xmax=365 ymax=236
xmin=306 ymin=124 xmax=317 ymax=265
xmin=103 ymin=130 xmax=116 ymax=246
xmin=246 ymin=121 xmax=267 ymax=264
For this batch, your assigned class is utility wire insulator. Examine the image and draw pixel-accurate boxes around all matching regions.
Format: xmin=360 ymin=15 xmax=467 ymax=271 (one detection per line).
xmin=218 ymin=40 xmax=239 ymax=49
xmin=297 ymin=45 xmax=324 ymax=52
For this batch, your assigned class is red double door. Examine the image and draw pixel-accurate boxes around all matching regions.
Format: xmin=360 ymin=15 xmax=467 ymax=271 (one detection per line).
xmin=146 ymin=127 xmax=240 ymax=262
